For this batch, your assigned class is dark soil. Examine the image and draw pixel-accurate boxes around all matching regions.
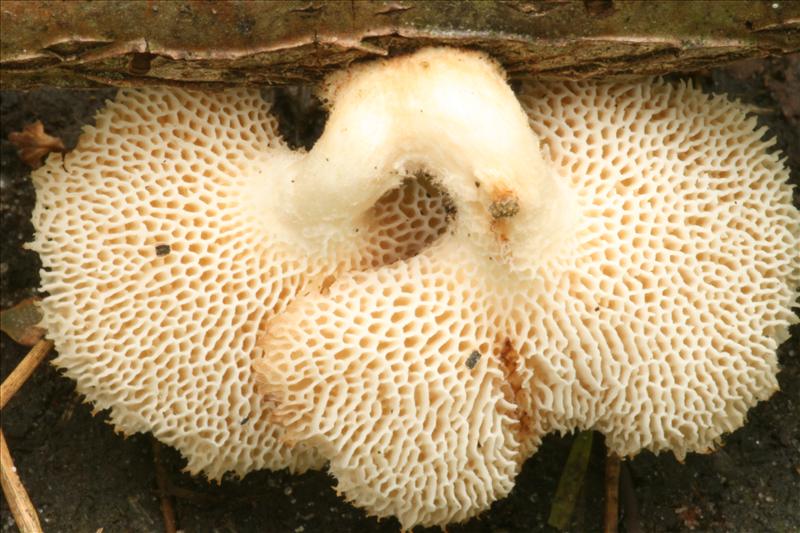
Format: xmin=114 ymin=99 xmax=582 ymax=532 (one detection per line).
xmin=1 ymin=56 xmax=799 ymax=533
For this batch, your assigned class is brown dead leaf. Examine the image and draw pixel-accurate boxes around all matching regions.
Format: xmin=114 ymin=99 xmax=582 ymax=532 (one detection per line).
xmin=8 ymin=120 xmax=66 ymax=169
xmin=675 ymin=504 xmax=702 ymax=530
xmin=0 ymin=298 xmax=45 ymax=347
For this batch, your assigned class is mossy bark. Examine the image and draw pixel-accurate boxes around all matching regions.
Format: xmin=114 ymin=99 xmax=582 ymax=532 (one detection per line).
xmin=1 ymin=0 xmax=799 ymax=88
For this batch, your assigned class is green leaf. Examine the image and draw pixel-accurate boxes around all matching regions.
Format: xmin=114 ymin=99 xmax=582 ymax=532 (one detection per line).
xmin=548 ymin=430 xmax=594 ymax=530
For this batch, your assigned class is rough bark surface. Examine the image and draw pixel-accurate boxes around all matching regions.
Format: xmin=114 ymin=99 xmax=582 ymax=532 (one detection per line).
xmin=1 ymin=0 xmax=799 ymax=89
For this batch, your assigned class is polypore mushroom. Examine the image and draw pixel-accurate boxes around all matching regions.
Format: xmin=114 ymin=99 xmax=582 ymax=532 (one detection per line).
xmin=254 ymin=49 xmax=800 ymax=527
xmin=27 ymin=86 xmax=450 ymax=478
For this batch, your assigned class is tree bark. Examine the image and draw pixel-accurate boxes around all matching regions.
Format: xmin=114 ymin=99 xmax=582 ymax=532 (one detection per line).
xmin=1 ymin=0 xmax=798 ymax=89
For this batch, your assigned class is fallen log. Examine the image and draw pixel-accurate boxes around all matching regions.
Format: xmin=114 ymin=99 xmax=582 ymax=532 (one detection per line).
xmin=1 ymin=0 xmax=798 ymax=89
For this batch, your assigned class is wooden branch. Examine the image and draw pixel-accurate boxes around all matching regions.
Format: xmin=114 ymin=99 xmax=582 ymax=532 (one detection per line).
xmin=604 ymin=453 xmax=621 ymax=533
xmin=152 ymin=439 xmax=178 ymax=533
xmin=0 ymin=431 xmax=43 ymax=533
xmin=1 ymin=0 xmax=798 ymax=89
xmin=0 ymin=339 xmax=53 ymax=410
xmin=620 ymin=461 xmax=643 ymax=533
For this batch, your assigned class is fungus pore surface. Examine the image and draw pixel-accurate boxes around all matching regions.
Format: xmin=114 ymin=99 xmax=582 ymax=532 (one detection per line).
xmin=253 ymin=49 xmax=800 ymax=527
xmin=28 ymin=87 xmax=450 ymax=478
xmin=26 ymin=48 xmax=800 ymax=528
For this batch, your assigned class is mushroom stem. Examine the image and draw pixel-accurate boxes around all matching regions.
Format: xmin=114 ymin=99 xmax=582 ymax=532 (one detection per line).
xmin=282 ymin=49 xmax=577 ymax=269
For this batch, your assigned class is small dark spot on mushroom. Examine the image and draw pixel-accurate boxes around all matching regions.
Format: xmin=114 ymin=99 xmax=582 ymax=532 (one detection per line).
xmin=489 ymin=194 xmax=520 ymax=219
xmin=155 ymin=244 xmax=171 ymax=256
xmin=475 ymin=181 xmax=480 ymax=188
xmin=466 ymin=350 xmax=481 ymax=369
xmin=595 ymin=306 xmax=600 ymax=312
xmin=240 ymin=416 xmax=250 ymax=425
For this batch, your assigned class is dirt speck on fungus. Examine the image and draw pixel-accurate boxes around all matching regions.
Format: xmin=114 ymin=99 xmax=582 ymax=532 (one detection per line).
xmin=1 ymin=56 xmax=799 ymax=532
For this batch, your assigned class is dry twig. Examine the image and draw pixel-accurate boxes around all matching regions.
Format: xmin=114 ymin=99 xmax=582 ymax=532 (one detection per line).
xmin=0 ymin=339 xmax=53 ymax=410
xmin=604 ymin=453 xmax=621 ymax=533
xmin=620 ymin=461 xmax=643 ymax=533
xmin=0 ymin=431 xmax=43 ymax=533
xmin=0 ymin=334 xmax=52 ymax=532
xmin=167 ymin=485 xmax=219 ymax=504
xmin=152 ymin=439 xmax=178 ymax=533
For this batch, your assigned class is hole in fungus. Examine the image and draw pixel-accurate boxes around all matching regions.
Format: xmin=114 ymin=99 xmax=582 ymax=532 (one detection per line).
xmin=364 ymin=175 xmax=455 ymax=266
xmin=264 ymin=86 xmax=327 ymax=150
